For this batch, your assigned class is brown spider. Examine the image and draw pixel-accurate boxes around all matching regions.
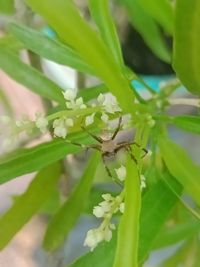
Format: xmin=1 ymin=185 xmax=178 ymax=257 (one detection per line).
xmin=71 ymin=117 xmax=148 ymax=179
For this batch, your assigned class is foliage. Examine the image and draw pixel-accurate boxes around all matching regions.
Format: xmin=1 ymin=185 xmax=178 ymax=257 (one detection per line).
xmin=0 ymin=0 xmax=200 ymax=267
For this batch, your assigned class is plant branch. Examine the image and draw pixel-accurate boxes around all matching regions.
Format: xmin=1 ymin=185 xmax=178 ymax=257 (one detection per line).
xmin=168 ymin=98 xmax=200 ymax=108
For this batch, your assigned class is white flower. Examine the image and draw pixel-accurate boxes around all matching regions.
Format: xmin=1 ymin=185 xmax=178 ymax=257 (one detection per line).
xmin=66 ymin=97 xmax=87 ymax=110
xmin=35 ymin=113 xmax=48 ymax=133
xmin=85 ymin=113 xmax=95 ymax=126
xmin=97 ymin=93 xmax=105 ymax=104
xmin=53 ymin=118 xmax=67 ymax=138
xmin=115 ymin=165 xmax=126 ymax=181
xmin=65 ymin=118 xmax=74 ymax=127
xmin=140 ymin=175 xmax=146 ymax=190
xmin=54 ymin=125 xmax=67 ymax=138
xmin=103 ymin=228 xmax=112 ymax=242
xmin=84 ymin=229 xmax=104 ymax=251
xmin=119 ymin=202 xmax=125 ymax=213
xmin=102 ymin=193 xmax=113 ymax=201
xmin=103 ymin=94 xmax=121 ymax=114
xmin=63 ymin=89 xmax=77 ymax=101
xmin=93 ymin=206 xmax=105 ymax=218
xmin=99 ymin=201 xmax=111 ymax=213
xmin=101 ymin=113 xmax=109 ymax=123
xmin=97 ymin=93 xmax=121 ymax=114
xmin=53 ymin=117 xmax=74 ymax=138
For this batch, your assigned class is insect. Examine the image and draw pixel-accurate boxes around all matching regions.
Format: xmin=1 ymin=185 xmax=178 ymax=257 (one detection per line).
xmin=71 ymin=117 xmax=148 ymax=179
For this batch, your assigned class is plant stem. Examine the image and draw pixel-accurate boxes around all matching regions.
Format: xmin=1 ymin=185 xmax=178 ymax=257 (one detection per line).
xmin=168 ymin=98 xmax=200 ymax=107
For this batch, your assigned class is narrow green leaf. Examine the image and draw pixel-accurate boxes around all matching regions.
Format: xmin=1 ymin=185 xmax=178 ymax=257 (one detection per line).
xmin=0 ymin=131 xmax=93 ymax=184
xmin=88 ymin=0 xmax=124 ymax=67
xmin=153 ymin=219 xmax=200 ymax=249
xmin=113 ymin=158 xmax=140 ymax=267
xmin=139 ymin=0 xmax=174 ymax=35
xmin=173 ymin=0 xmax=200 ymax=95
xmin=0 ymin=46 xmax=65 ymax=104
xmin=69 ymin=174 xmax=181 ymax=267
xmin=0 ymin=162 xmax=61 ymax=250
xmin=121 ymin=0 xmax=171 ymax=62
xmin=138 ymin=172 xmax=182 ymax=262
xmin=68 ymin=235 xmax=117 ymax=267
xmin=0 ymin=35 xmax=23 ymax=51
xmin=10 ymin=23 xmax=96 ymax=75
xmin=43 ymin=152 xmax=101 ymax=250
xmin=25 ymin=0 xmax=135 ymax=114
xmin=159 ymin=137 xmax=200 ymax=206
xmin=160 ymin=115 xmax=200 ymax=135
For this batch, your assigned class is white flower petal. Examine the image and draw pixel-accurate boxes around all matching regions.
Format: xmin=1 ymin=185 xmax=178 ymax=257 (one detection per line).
xmin=115 ymin=165 xmax=126 ymax=181
xmin=85 ymin=113 xmax=95 ymax=126
xmin=65 ymin=118 xmax=74 ymax=127
xmin=101 ymin=113 xmax=109 ymax=123
xmin=119 ymin=202 xmax=125 ymax=213
xmin=102 ymin=193 xmax=112 ymax=201
xmin=103 ymin=228 xmax=112 ymax=242
xmin=140 ymin=175 xmax=146 ymax=190
xmin=93 ymin=206 xmax=105 ymax=218
xmin=35 ymin=114 xmax=48 ymax=133
xmin=97 ymin=93 xmax=105 ymax=104
xmin=84 ymin=229 xmax=104 ymax=251
xmin=63 ymin=89 xmax=77 ymax=101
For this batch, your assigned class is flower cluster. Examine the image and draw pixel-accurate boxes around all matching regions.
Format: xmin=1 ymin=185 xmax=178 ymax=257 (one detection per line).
xmin=0 ymin=115 xmax=34 ymax=151
xmin=0 ymin=89 xmax=131 ymax=151
xmin=53 ymin=117 xmax=74 ymax=138
xmin=63 ymin=90 xmax=87 ymax=110
xmin=84 ymin=192 xmax=125 ymax=251
xmin=35 ymin=112 xmax=48 ymax=133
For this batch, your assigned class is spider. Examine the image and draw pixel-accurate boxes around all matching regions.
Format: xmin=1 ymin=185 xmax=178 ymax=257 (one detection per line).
xmin=71 ymin=117 xmax=148 ymax=180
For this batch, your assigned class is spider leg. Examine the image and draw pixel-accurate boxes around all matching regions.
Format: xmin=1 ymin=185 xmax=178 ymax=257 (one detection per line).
xmin=111 ymin=116 xmax=122 ymax=140
xmin=125 ymin=146 xmax=138 ymax=164
xmin=81 ymin=126 xmax=103 ymax=143
xmin=68 ymin=141 xmax=101 ymax=156
xmin=130 ymin=142 xmax=148 ymax=158
xmin=68 ymin=141 xmax=86 ymax=148
xmin=102 ymin=154 xmax=123 ymax=187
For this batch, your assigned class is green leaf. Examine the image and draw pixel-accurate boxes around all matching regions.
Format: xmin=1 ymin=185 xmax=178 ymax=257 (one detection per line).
xmin=68 ymin=235 xmax=117 ymax=267
xmin=0 ymin=131 xmax=93 ymax=185
xmin=160 ymin=115 xmax=200 ymax=135
xmin=0 ymin=162 xmax=61 ymax=250
xmin=10 ymin=23 xmax=96 ymax=76
xmin=158 ymin=136 xmax=200 ymax=206
xmin=0 ymin=46 xmax=65 ymax=104
xmin=0 ymin=35 xmax=23 ymax=51
xmin=43 ymin=152 xmax=101 ymax=251
xmin=0 ymin=0 xmax=14 ymax=14
xmin=173 ymin=0 xmax=200 ymax=95
xmin=153 ymin=219 xmax=200 ymax=249
xmin=88 ymin=0 xmax=124 ymax=67
xmin=138 ymin=172 xmax=182 ymax=262
xmin=121 ymin=0 xmax=171 ymax=63
xmin=113 ymin=158 xmax=141 ymax=267
xmin=25 ymin=0 xmax=135 ymax=114
xmin=68 ymin=174 xmax=181 ymax=267
xmin=139 ymin=0 xmax=174 ymax=35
